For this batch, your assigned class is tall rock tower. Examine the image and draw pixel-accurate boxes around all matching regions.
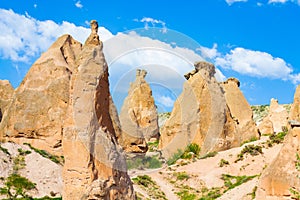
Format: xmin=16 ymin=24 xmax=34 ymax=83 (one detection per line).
xmin=62 ymin=20 xmax=135 ymax=199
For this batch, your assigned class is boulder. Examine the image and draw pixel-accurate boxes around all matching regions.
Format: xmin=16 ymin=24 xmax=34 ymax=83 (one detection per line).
xmin=258 ymin=98 xmax=288 ymax=134
xmin=0 ymin=80 xmax=14 ymax=123
xmin=256 ymin=86 xmax=300 ymax=199
xmin=62 ymin=20 xmax=135 ymax=199
xmin=119 ymin=69 xmax=159 ymax=153
xmin=258 ymin=118 xmax=274 ymax=135
xmin=0 ymin=34 xmax=82 ymax=155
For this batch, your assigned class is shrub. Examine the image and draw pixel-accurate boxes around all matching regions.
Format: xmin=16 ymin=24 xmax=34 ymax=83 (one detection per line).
xmin=266 ymin=131 xmax=287 ymax=147
xmin=175 ymin=171 xmax=190 ymax=181
xmin=167 ymin=149 xmax=183 ymax=165
xmin=219 ymin=159 xmax=229 ymax=167
xmin=221 ymin=174 xmax=257 ymax=192
xmin=176 ymin=190 xmax=197 ymax=200
xmin=126 ymin=156 xmax=162 ymax=170
xmin=0 ymin=173 xmax=36 ymax=199
xmin=235 ymin=145 xmax=263 ymax=162
xmin=147 ymin=140 xmax=159 ymax=152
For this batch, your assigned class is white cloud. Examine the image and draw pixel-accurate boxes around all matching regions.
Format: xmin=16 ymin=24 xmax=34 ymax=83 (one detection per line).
xmin=138 ymin=17 xmax=167 ymax=33
xmin=33 ymin=4 xmax=37 ymax=8
xmin=225 ymin=0 xmax=248 ymax=5
xmin=268 ymin=0 xmax=300 ymax=5
xmin=75 ymin=1 xmax=83 ymax=8
xmin=0 ymin=9 xmax=113 ymax=62
xmin=197 ymin=43 xmax=220 ymax=59
xmin=215 ymin=47 xmax=300 ymax=83
xmin=156 ymin=95 xmax=175 ymax=107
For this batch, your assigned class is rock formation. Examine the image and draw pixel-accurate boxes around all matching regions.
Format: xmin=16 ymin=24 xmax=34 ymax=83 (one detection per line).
xmin=0 ymin=80 xmax=14 ymax=123
xmin=0 ymin=34 xmax=82 ymax=155
xmin=159 ymin=62 xmax=259 ymax=159
xmin=62 ymin=20 xmax=134 ymax=199
xmin=0 ymin=20 xmax=134 ymax=199
xmin=119 ymin=69 xmax=159 ymax=153
xmin=258 ymin=98 xmax=288 ymax=134
xmin=256 ymin=86 xmax=300 ymax=199
xmin=221 ymin=77 xmax=259 ymax=144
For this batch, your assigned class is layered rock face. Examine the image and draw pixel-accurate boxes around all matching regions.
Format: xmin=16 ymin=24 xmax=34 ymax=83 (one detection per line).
xmin=221 ymin=78 xmax=259 ymax=144
xmin=0 ymin=80 xmax=14 ymax=123
xmin=62 ymin=20 xmax=134 ymax=199
xmin=119 ymin=69 xmax=159 ymax=153
xmin=159 ymin=62 xmax=259 ymax=159
xmin=0 ymin=34 xmax=82 ymax=155
xmin=258 ymin=98 xmax=288 ymax=134
xmin=256 ymin=86 xmax=300 ymax=199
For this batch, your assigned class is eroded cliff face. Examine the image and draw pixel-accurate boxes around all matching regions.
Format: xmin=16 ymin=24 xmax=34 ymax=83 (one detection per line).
xmin=159 ymin=62 xmax=258 ymax=159
xmin=0 ymin=34 xmax=82 ymax=155
xmin=119 ymin=69 xmax=159 ymax=153
xmin=256 ymin=86 xmax=300 ymax=200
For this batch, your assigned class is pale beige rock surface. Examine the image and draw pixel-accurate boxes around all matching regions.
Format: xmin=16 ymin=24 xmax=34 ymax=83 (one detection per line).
xmin=62 ymin=20 xmax=135 ymax=200
xmin=159 ymin=62 xmax=258 ymax=159
xmin=0 ymin=34 xmax=82 ymax=155
xmin=119 ymin=69 xmax=159 ymax=153
xmin=0 ymin=80 xmax=14 ymax=124
xmin=221 ymin=77 xmax=259 ymax=144
xmin=260 ymin=98 xmax=289 ymax=133
xmin=256 ymin=89 xmax=300 ymax=200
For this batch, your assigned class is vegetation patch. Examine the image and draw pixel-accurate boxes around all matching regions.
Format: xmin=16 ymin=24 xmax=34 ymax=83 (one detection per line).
xmin=0 ymin=173 xmax=36 ymax=199
xmin=0 ymin=145 xmax=10 ymax=155
xmin=23 ymin=143 xmax=63 ymax=165
xmin=176 ymin=190 xmax=197 ymax=200
xmin=175 ymin=171 xmax=190 ymax=181
xmin=132 ymin=175 xmax=167 ymax=200
xmin=241 ymin=136 xmax=258 ymax=146
xmin=127 ymin=155 xmax=162 ymax=170
xmin=219 ymin=159 xmax=229 ymax=167
xmin=235 ymin=145 xmax=263 ymax=162
xmin=147 ymin=140 xmax=159 ymax=152
xmin=200 ymin=151 xmax=218 ymax=159
xmin=266 ymin=131 xmax=287 ymax=147
xmin=221 ymin=174 xmax=257 ymax=192
xmin=290 ymin=153 xmax=300 ymax=199
xmin=167 ymin=149 xmax=183 ymax=166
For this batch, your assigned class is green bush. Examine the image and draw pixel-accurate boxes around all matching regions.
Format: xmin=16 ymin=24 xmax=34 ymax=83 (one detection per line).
xmin=0 ymin=173 xmax=36 ymax=199
xmin=176 ymin=190 xmax=197 ymax=200
xmin=126 ymin=156 xmax=162 ymax=170
xmin=167 ymin=149 xmax=183 ymax=165
xmin=175 ymin=171 xmax=190 ymax=181
xmin=221 ymin=174 xmax=257 ymax=192
xmin=147 ymin=140 xmax=159 ymax=152
xmin=235 ymin=145 xmax=263 ymax=162
xmin=219 ymin=159 xmax=229 ymax=167
xmin=266 ymin=131 xmax=287 ymax=147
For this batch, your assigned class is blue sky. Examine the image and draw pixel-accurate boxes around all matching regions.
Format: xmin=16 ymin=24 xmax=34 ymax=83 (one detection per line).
xmin=0 ymin=0 xmax=300 ymax=112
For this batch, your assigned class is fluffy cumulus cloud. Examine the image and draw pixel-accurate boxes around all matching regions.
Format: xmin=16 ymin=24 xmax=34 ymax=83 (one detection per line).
xmin=225 ymin=0 xmax=248 ymax=5
xmin=197 ymin=43 xmax=220 ymax=60
xmin=0 ymin=9 xmax=113 ymax=62
xmin=215 ymin=47 xmax=300 ymax=83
